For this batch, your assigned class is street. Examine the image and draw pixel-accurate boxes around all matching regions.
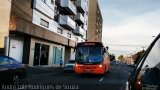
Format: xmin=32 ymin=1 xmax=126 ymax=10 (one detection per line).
xmin=18 ymin=61 xmax=134 ymax=90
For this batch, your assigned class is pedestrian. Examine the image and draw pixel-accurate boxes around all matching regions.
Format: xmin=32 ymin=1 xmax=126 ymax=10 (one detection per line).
xmin=59 ymin=57 xmax=63 ymax=68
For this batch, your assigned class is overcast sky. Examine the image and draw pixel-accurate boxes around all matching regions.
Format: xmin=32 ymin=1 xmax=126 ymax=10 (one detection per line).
xmin=99 ymin=0 xmax=160 ymax=56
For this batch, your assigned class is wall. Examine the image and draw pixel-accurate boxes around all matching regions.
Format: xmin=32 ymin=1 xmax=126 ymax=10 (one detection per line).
xmin=87 ymin=0 xmax=97 ymax=42
xmin=87 ymin=0 xmax=103 ymax=42
xmin=11 ymin=0 xmax=33 ymax=22
xmin=0 ymin=0 xmax=11 ymax=48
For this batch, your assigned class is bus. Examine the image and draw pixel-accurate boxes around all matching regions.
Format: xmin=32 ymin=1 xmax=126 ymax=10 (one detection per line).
xmin=75 ymin=42 xmax=111 ymax=75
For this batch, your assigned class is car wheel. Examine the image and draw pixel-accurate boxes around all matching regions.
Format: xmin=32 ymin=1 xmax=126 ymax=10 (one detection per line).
xmin=12 ymin=75 xmax=20 ymax=85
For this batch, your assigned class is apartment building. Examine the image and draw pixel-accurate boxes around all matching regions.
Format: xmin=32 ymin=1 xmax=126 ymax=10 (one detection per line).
xmin=87 ymin=0 xmax=103 ymax=42
xmin=0 ymin=0 xmax=88 ymax=67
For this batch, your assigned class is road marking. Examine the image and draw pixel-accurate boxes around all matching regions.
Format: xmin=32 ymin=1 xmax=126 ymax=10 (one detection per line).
xmin=99 ymin=77 xmax=104 ymax=82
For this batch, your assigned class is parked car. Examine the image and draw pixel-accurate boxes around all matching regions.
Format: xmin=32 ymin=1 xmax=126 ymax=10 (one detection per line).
xmin=126 ymin=33 xmax=160 ymax=90
xmin=0 ymin=55 xmax=27 ymax=85
xmin=64 ymin=60 xmax=75 ymax=72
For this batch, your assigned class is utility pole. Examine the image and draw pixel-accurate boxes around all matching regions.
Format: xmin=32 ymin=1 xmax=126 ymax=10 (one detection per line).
xmin=142 ymin=47 xmax=145 ymax=51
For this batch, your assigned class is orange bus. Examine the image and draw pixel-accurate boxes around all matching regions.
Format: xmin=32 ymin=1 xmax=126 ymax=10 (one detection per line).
xmin=75 ymin=42 xmax=111 ymax=75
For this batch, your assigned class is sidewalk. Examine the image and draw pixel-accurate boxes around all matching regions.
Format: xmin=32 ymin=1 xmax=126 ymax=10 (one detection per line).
xmin=26 ymin=66 xmax=64 ymax=78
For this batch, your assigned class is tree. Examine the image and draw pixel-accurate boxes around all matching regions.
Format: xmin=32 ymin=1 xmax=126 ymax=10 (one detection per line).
xmin=134 ymin=50 xmax=145 ymax=64
xmin=118 ymin=55 xmax=125 ymax=61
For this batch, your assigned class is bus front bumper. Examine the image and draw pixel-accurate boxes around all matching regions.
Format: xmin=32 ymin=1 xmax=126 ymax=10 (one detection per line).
xmin=75 ymin=67 xmax=105 ymax=74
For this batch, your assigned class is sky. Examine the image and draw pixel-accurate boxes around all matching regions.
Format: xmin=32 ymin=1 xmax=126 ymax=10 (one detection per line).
xmin=99 ymin=0 xmax=160 ymax=56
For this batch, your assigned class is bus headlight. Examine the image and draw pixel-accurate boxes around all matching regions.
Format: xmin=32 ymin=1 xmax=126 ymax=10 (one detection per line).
xmin=99 ymin=65 xmax=102 ymax=68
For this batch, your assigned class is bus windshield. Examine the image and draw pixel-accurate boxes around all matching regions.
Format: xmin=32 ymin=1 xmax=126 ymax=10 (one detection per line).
xmin=76 ymin=46 xmax=103 ymax=64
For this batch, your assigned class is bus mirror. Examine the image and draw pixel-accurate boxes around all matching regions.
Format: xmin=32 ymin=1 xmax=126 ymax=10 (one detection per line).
xmin=106 ymin=46 xmax=109 ymax=50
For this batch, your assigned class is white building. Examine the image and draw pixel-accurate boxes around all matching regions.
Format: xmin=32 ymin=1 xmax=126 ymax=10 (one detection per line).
xmin=0 ymin=0 xmax=89 ymax=67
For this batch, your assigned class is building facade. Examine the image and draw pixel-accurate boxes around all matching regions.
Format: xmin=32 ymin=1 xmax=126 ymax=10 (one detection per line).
xmin=0 ymin=0 xmax=89 ymax=67
xmin=87 ymin=0 xmax=103 ymax=42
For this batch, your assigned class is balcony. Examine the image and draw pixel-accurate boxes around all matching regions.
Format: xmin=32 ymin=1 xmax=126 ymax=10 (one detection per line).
xmin=76 ymin=13 xmax=85 ymax=24
xmin=60 ymin=0 xmax=77 ymax=15
xmin=33 ymin=0 xmax=54 ymax=19
xmin=76 ymin=0 xmax=85 ymax=13
xmin=73 ymin=26 xmax=84 ymax=36
xmin=58 ymin=15 xmax=76 ymax=30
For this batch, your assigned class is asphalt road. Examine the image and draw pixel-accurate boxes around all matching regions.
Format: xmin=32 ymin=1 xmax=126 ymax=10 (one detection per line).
xmin=19 ymin=61 xmax=134 ymax=90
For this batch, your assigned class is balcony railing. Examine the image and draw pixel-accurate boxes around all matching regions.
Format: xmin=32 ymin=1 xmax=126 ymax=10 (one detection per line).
xmin=60 ymin=0 xmax=77 ymax=15
xmin=76 ymin=13 xmax=84 ymax=24
xmin=76 ymin=0 xmax=85 ymax=13
xmin=58 ymin=15 xmax=76 ymax=30
xmin=73 ymin=26 xmax=84 ymax=36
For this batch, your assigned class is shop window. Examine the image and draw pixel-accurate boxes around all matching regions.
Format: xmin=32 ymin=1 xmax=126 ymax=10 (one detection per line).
xmin=53 ymin=47 xmax=63 ymax=65
xmin=33 ymin=43 xmax=49 ymax=66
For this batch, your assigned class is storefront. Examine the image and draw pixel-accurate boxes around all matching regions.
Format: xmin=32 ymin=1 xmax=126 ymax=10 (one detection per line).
xmin=29 ymin=38 xmax=65 ymax=67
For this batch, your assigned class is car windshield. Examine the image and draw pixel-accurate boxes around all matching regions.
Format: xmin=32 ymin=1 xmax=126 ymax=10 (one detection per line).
xmin=76 ymin=46 xmax=103 ymax=63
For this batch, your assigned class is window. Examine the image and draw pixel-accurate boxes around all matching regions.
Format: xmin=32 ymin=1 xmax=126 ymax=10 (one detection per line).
xmin=42 ymin=0 xmax=46 ymax=3
xmin=57 ymin=28 xmax=63 ymax=34
xmin=76 ymin=37 xmax=78 ymax=42
xmin=34 ymin=43 xmax=49 ymax=66
xmin=54 ymin=5 xmax=59 ymax=22
xmin=8 ymin=57 xmax=19 ymax=64
xmin=96 ymin=29 xmax=99 ymax=32
xmin=53 ymin=47 xmax=63 ymax=65
xmin=86 ymin=11 xmax=88 ymax=15
xmin=81 ymin=25 xmax=84 ymax=28
xmin=51 ymin=0 xmax=54 ymax=5
xmin=0 ymin=57 xmax=10 ymax=65
xmin=40 ymin=19 xmax=49 ymax=28
xmin=54 ymin=5 xmax=57 ymax=12
xmin=67 ymin=33 xmax=71 ymax=38
xmin=82 ymin=13 xmax=84 ymax=16
xmin=76 ymin=46 xmax=103 ymax=63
